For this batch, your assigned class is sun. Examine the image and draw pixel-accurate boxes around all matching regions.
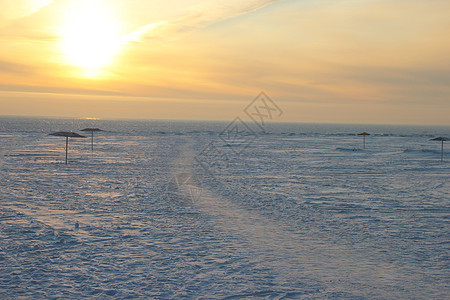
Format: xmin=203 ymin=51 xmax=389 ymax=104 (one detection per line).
xmin=60 ymin=0 xmax=122 ymax=77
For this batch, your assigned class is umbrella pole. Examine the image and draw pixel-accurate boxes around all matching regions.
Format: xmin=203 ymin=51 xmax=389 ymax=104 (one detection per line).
xmin=65 ymin=136 xmax=68 ymax=165
xmin=363 ymin=136 xmax=366 ymax=149
xmin=442 ymin=141 xmax=444 ymax=162
xmin=91 ymin=131 xmax=94 ymax=151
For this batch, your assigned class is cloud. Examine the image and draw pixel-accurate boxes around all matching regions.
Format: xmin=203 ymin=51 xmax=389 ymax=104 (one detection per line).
xmin=0 ymin=60 xmax=36 ymax=75
xmin=122 ymin=21 xmax=168 ymax=43
xmin=0 ymin=83 xmax=129 ymax=97
xmin=121 ymin=0 xmax=282 ymax=42
xmin=0 ymin=0 xmax=52 ymax=27
xmin=170 ymin=0 xmax=281 ymax=31
xmin=0 ymin=0 xmax=282 ymax=47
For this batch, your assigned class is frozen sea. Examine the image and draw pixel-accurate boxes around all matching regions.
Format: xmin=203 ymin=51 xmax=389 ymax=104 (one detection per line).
xmin=0 ymin=116 xmax=449 ymax=299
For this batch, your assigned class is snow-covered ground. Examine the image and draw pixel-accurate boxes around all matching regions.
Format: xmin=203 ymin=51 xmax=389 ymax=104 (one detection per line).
xmin=0 ymin=117 xmax=449 ymax=299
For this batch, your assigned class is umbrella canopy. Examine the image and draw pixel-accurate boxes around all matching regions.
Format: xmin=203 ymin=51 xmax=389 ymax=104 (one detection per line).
xmin=358 ymin=132 xmax=370 ymax=136
xmin=357 ymin=132 xmax=370 ymax=149
xmin=430 ymin=137 xmax=450 ymax=142
xmin=430 ymin=137 xmax=449 ymax=161
xmin=50 ymin=131 xmax=86 ymax=138
xmin=80 ymin=128 xmax=103 ymax=132
xmin=80 ymin=128 xmax=103 ymax=151
xmin=49 ymin=132 xmax=86 ymax=164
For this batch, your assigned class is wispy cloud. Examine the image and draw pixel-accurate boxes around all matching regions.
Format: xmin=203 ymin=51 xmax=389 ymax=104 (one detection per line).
xmin=0 ymin=0 xmax=52 ymax=27
xmin=122 ymin=21 xmax=168 ymax=43
xmin=122 ymin=0 xmax=282 ymax=42
xmin=0 ymin=0 xmax=282 ymax=44
xmin=0 ymin=60 xmax=36 ymax=75
xmin=169 ymin=0 xmax=282 ymax=32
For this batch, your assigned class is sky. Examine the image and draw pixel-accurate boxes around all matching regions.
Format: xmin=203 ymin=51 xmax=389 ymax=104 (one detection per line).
xmin=0 ymin=0 xmax=449 ymax=125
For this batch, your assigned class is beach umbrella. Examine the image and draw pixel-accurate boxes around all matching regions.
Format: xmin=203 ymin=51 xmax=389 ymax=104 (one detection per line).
xmin=430 ymin=137 xmax=450 ymax=162
xmin=358 ymin=132 xmax=370 ymax=149
xmin=80 ymin=128 xmax=103 ymax=151
xmin=49 ymin=132 xmax=86 ymax=164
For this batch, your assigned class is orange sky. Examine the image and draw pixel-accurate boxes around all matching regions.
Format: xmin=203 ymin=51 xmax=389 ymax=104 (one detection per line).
xmin=0 ymin=0 xmax=449 ymax=124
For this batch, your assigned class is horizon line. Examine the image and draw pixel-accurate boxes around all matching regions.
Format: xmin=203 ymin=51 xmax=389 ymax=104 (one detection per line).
xmin=0 ymin=114 xmax=449 ymax=127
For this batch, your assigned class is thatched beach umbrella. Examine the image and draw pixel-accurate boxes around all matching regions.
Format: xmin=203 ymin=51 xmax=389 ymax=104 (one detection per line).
xmin=81 ymin=128 xmax=103 ymax=151
xmin=49 ymin=132 xmax=86 ymax=164
xmin=358 ymin=132 xmax=370 ymax=149
xmin=430 ymin=137 xmax=450 ymax=162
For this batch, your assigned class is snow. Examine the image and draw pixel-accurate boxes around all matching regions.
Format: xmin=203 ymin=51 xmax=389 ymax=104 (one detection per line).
xmin=0 ymin=117 xmax=449 ymax=299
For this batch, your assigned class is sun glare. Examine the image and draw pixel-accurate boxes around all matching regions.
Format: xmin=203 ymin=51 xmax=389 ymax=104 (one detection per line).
xmin=60 ymin=0 xmax=122 ymax=77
